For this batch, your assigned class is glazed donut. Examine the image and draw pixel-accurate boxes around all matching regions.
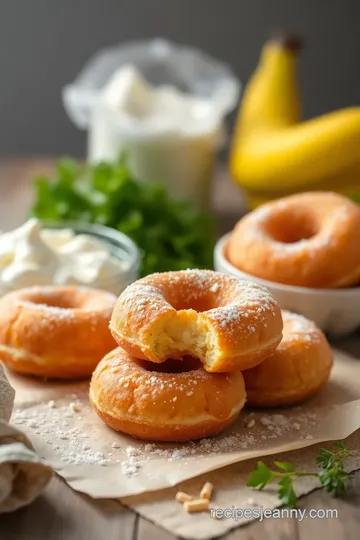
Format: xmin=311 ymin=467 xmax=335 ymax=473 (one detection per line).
xmin=110 ymin=270 xmax=283 ymax=372
xmin=0 ymin=286 xmax=116 ymax=379
xmin=243 ymin=311 xmax=333 ymax=407
xmin=90 ymin=348 xmax=246 ymax=441
xmin=227 ymin=192 xmax=360 ymax=288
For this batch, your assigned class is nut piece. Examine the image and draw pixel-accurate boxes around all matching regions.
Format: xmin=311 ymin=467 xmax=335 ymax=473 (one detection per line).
xmin=175 ymin=491 xmax=193 ymax=503
xmin=200 ymin=482 xmax=214 ymax=500
xmin=183 ymin=499 xmax=210 ymax=513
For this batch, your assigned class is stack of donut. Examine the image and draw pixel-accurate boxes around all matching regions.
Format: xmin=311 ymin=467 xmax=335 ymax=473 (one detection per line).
xmin=90 ymin=270 xmax=333 ymax=442
xmin=0 ymin=270 xmax=333 ymax=443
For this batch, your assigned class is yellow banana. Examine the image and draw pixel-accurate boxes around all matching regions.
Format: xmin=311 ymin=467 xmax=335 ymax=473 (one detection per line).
xmin=230 ymin=33 xmax=360 ymax=208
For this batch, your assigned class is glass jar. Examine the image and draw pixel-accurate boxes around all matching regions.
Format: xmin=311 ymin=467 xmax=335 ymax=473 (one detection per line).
xmin=42 ymin=221 xmax=141 ymax=295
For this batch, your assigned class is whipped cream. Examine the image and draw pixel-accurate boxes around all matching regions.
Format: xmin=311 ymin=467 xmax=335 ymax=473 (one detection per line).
xmin=0 ymin=219 xmax=130 ymax=295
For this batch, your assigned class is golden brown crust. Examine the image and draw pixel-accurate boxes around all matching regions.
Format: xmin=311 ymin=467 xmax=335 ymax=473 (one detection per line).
xmin=89 ymin=348 xmax=246 ymax=442
xmin=110 ymin=270 xmax=283 ymax=372
xmin=0 ymin=286 xmax=117 ymax=379
xmin=227 ymin=192 xmax=360 ymax=288
xmin=243 ymin=310 xmax=333 ymax=407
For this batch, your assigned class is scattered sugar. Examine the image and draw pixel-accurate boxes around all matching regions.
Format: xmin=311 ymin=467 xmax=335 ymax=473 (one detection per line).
xmin=56 ymin=430 xmax=69 ymax=440
xmin=11 ymin=386 xmax=319 ymax=476
xmin=11 ymin=400 xmax=151 ymax=474
xmin=48 ymin=400 xmax=56 ymax=409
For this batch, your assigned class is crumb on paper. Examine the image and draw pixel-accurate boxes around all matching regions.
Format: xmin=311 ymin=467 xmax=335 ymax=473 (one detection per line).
xmin=69 ymin=402 xmax=81 ymax=413
xmin=183 ymin=499 xmax=209 ymax=513
xmin=175 ymin=491 xmax=193 ymax=503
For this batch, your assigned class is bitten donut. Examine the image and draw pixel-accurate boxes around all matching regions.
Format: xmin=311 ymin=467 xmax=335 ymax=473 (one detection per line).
xmin=243 ymin=311 xmax=333 ymax=407
xmin=90 ymin=348 xmax=246 ymax=441
xmin=227 ymin=192 xmax=360 ymax=288
xmin=0 ymin=286 xmax=116 ymax=379
xmin=110 ymin=270 xmax=283 ymax=372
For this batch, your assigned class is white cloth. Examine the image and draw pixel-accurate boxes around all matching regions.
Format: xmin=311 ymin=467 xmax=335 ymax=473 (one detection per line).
xmin=0 ymin=363 xmax=52 ymax=512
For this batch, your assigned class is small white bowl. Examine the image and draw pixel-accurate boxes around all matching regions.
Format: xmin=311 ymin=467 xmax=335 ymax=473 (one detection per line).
xmin=214 ymin=233 xmax=360 ymax=336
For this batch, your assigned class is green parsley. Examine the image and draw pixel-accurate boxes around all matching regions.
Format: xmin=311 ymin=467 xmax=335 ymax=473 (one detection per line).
xmin=30 ymin=157 xmax=215 ymax=276
xmin=247 ymin=441 xmax=352 ymax=507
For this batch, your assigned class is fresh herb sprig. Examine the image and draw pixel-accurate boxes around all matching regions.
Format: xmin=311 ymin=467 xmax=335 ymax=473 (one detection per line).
xmin=247 ymin=442 xmax=352 ymax=507
xmin=30 ymin=157 xmax=215 ymax=277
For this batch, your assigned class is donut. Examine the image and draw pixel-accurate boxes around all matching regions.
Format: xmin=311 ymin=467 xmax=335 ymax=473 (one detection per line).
xmin=243 ymin=311 xmax=333 ymax=407
xmin=89 ymin=348 xmax=246 ymax=441
xmin=0 ymin=286 xmax=116 ymax=379
xmin=110 ymin=270 xmax=283 ymax=372
xmin=227 ymin=192 xmax=360 ymax=288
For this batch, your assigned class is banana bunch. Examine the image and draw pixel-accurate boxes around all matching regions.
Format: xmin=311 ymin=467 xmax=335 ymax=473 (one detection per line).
xmin=230 ymin=33 xmax=360 ymax=208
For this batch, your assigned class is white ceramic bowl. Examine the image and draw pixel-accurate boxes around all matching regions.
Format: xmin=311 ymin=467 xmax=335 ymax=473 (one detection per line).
xmin=214 ymin=233 xmax=360 ymax=337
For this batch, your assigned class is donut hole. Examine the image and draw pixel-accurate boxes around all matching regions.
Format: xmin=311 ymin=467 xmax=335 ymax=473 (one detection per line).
xmin=24 ymin=293 xmax=76 ymax=310
xmin=20 ymin=288 xmax=112 ymax=312
xmin=139 ymin=356 xmax=202 ymax=374
xmin=265 ymin=210 xmax=318 ymax=244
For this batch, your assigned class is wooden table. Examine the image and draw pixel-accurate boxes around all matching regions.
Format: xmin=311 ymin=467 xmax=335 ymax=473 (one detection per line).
xmin=1 ymin=158 xmax=360 ymax=540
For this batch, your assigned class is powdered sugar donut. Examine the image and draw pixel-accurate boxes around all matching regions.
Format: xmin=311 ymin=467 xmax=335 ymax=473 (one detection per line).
xmin=243 ymin=311 xmax=333 ymax=407
xmin=110 ymin=270 xmax=283 ymax=372
xmin=0 ymin=286 xmax=116 ymax=379
xmin=90 ymin=348 xmax=246 ymax=441
xmin=227 ymin=192 xmax=360 ymax=288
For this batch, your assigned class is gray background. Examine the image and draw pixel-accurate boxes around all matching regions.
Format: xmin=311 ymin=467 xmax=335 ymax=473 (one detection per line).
xmin=0 ymin=0 xmax=359 ymax=156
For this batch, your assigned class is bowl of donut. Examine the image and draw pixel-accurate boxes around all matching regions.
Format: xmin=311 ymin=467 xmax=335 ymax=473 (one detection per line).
xmin=215 ymin=191 xmax=360 ymax=336
xmin=0 ymin=269 xmax=333 ymax=443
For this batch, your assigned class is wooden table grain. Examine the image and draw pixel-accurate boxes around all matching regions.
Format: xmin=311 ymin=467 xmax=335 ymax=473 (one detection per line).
xmin=1 ymin=158 xmax=360 ymax=540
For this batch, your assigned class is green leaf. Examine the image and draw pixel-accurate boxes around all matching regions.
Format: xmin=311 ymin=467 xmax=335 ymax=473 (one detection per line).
xmin=333 ymin=441 xmax=345 ymax=451
xmin=278 ymin=477 xmax=297 ymax=508
xmin=30 ymin=156 xmax=216 ymax=276
xmin=318 ymin=469 xmax=349 ymax=496
xmin=315 ymin=449 xmax=334 ymax=468
xmin=247 ymin=461 xmax=272 ymax=490
xmin=274 ymin=461 xmax=296 ymax=472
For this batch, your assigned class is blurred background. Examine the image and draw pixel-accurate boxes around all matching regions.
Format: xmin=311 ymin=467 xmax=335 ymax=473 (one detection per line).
xmin=1 ymin=0 xmax=360 ymax=156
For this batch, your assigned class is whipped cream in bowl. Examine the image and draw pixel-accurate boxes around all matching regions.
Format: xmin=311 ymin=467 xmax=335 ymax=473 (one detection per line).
xmin=0 ymin=219 xmax=140 ymax=296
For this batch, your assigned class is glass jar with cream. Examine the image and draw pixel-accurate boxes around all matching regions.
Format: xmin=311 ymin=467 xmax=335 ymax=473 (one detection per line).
xmin=0 ymin=219 xmax=140 ymax=296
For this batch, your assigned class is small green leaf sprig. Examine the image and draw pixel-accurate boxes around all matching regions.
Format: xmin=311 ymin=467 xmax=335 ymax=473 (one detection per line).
xmin=247 ymin=442 xmax=353 ymax=507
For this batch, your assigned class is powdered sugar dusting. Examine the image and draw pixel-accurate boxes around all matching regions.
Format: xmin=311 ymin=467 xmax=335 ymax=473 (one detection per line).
xmin=117 ymin=270 xmax=279 ymax=342
xmin=10 ymin=383 xmax=326 ymax=489
xmin=282 ymin=310 xmax=321 ymax=346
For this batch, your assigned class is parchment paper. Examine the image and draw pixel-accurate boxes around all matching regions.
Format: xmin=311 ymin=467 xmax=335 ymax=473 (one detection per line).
xmin=122 ymin=430 xmax=360 ymax=539
xmin=7 ymin=349 xmax=360 ymax=504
